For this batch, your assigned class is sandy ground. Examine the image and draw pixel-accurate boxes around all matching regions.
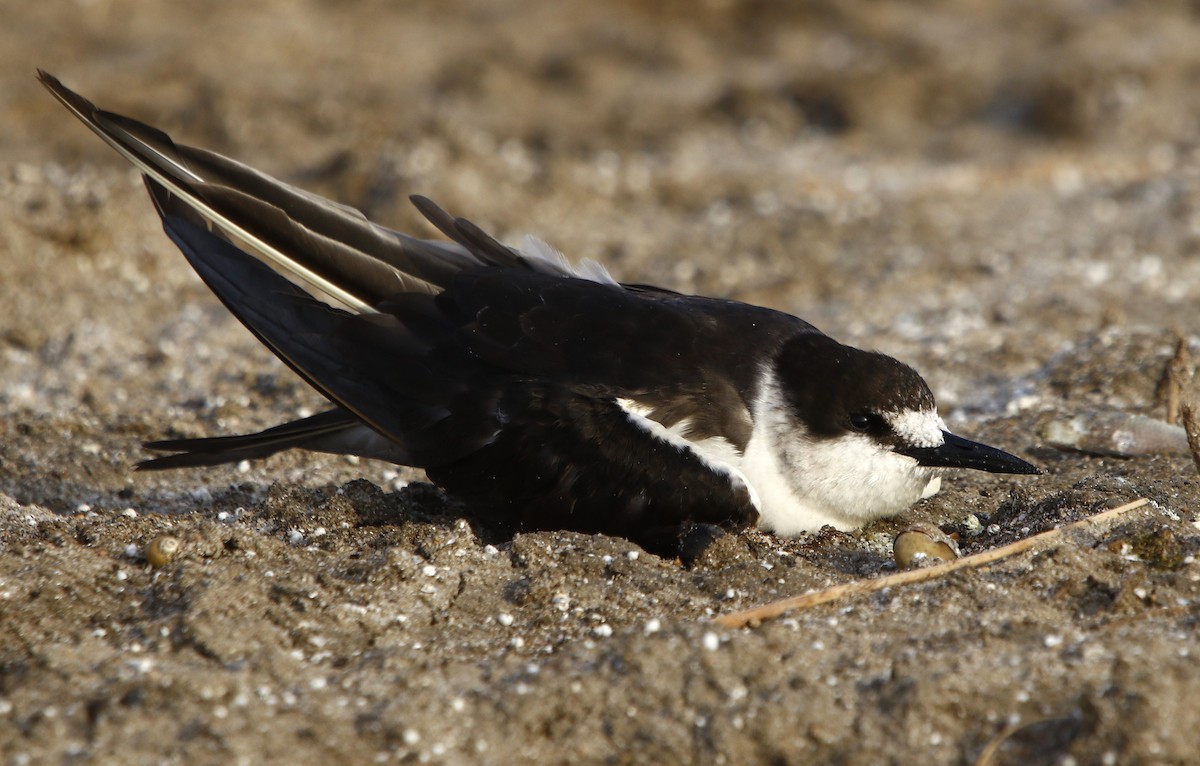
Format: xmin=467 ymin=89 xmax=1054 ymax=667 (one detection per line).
xmin=3 ymin=1 xmax=1200 ymax=763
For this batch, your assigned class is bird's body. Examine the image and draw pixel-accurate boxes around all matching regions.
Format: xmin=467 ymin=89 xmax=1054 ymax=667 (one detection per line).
xmin=40 ymin=72 xmax=1037 ymax=554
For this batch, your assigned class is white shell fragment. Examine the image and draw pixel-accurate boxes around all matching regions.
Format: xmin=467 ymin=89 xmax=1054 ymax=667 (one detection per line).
xmin=893 ymin=523 xmax=960 ymax=569
xmin=1042 ymin=410 xmax=1190 ymax=457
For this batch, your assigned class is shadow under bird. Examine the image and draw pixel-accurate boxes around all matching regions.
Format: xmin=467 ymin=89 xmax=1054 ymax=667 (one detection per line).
xmin=40 ymin=71 xmax=1039 ymax=555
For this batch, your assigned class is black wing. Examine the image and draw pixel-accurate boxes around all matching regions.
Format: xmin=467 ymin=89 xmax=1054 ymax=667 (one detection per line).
xmin=146 ymin=207 xmax=760 ymax=550
xmin=431 ymin=268 xmax=802 ymax=448
xmin=42 ymin=71 xmax=803 ymax=546
xmin=147 ymin=195 xmax=506 ymax=468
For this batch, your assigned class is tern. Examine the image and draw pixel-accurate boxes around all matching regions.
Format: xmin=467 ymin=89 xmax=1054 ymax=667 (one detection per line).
xmin=40 ymin=71 xmax=1038 ymax=554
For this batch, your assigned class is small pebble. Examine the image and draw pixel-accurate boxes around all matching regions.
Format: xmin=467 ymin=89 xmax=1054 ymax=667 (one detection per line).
xmin=146 ymin=536 xmax=181 ymax=568
xmin=962 ymin=514 xmax=983 ymax=536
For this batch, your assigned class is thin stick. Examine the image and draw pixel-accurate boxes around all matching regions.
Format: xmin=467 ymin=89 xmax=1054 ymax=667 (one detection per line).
xmin=1163 ymin=334 xmax=1189 ymax=425
xmin=1170 ymin=339 xmax=1200 ymax=477
xmin=1180 ymin=399 xmax=1200 ymax=478
xmin=1163 ymin=371 xmax=1179 ymax=426
xmin=714 ymin=498 xmax=1150 ymax=629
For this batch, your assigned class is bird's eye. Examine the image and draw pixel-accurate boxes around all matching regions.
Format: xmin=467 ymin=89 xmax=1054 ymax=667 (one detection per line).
xmin=849 ymin=413 xmax=875 ymax=432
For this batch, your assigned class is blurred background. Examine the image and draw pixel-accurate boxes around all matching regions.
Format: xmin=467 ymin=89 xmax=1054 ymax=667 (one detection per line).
xmin=5 ymin=0 xmax=1200 ymax=425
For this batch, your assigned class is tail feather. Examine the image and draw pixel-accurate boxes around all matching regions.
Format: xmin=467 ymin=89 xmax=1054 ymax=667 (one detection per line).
xmin=38 ymin=70 xmax=480 ymax=312
xmin=169 ymin=145 xmax=482 ymax=286
xmin=138 ymin=408 xmax=408 ymax=469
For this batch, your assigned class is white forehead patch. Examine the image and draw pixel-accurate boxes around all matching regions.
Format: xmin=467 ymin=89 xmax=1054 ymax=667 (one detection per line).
xmin=884 ymin=409 xmax=946 ymax=448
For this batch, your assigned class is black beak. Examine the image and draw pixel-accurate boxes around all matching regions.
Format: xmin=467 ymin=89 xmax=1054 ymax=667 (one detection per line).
xmin=898 ymin=431 xmax=1040 ymax=474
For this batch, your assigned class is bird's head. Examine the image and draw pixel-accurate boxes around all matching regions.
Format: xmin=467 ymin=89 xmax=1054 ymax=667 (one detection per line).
xmin=745 ymin=334 xmax=1038 ymax=535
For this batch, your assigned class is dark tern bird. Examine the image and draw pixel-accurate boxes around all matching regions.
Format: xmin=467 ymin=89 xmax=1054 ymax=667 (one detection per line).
xmin=40 ymin=71 xmax=1038 ymax=553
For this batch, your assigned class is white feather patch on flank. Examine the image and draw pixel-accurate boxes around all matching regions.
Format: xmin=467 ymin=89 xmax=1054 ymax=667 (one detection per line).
xmin=521 ymin=234 xmax=618 ymax=285
xmin=575 ymin=258 xmax=618 ymax=285
xmin=616 ymin=398 xmax=758 ymax=508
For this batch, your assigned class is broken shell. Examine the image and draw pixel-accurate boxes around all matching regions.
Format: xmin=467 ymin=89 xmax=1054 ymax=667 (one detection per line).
xmin=1042 ymin=410 xmax=1189 ymax=457
xmin=893 ymin=523 xmax=959 ymax=569
xmin=146 ymin=535 xmax=181 ymax=568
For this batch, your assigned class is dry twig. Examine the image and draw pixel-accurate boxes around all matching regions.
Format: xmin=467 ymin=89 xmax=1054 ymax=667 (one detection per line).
xmin=1165 ymin=335 xmax=1200 ymax=475
xmin=714 ymin=498 xmax=1150 ymax=629
xmin=1180 ymin=400 xmax=1200 ymax=478
xmin=1162 ymin=334 xmax=1190 ymax=425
